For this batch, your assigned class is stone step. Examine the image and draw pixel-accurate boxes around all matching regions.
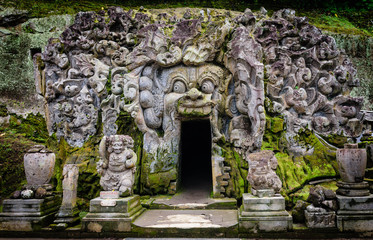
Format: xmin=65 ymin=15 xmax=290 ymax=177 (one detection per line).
xmin=132 ymin=209 xmax=238 ymax=237
xmin=149 ymin=197 xmax=237 ymax=210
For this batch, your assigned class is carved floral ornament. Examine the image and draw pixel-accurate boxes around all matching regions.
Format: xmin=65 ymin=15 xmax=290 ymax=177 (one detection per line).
xmin=35 ymin=7 xmax=363 ymax=154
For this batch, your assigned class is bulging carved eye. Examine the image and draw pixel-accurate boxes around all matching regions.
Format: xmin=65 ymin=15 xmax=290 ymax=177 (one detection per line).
xmin=173 ymin=80 xmax=186 ymax=93
xmin=201 ymin=80 xmax=214 ymax=94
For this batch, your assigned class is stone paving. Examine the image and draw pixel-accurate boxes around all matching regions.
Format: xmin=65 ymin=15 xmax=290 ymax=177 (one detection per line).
xmin=133 ymin=209 xmax=238 ymax=229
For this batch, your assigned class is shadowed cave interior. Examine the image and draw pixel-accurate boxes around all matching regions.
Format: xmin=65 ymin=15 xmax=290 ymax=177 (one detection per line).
xmin=180 ymin=119 xmax=212 ymax=196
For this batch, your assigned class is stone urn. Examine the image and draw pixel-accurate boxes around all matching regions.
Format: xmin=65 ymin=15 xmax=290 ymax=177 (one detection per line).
xmin=24 ymin=145 xmax=55 ymax=186
xmin=337 ymin=143 xmax=367 ymax=183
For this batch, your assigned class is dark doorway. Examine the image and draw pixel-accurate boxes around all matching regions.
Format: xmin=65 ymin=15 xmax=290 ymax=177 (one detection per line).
xmin=180 ymin=120 xmax=212 ymax=193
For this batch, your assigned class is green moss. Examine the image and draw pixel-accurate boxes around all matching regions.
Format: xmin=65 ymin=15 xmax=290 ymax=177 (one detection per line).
xmin=216 ymin=141 xmax=247 ymax=199
xmin=270 ymin=117 xmax=284 ymax=133
xmin=0 ymin=103 xmax=8 ymax=117
xmin=0 ymin=133 xmax=36 ymax=197
xmin=147 ymin=169 xmax=177 ymax=193
xmin=324 ymin=134 xmax=348 ymax=148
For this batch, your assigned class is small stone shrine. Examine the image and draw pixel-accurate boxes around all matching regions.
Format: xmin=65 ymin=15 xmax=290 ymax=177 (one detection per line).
xmin=239 ymin=150 xmax=292 ymax=232
xmin=336 ymin=144 xmax=373 ymax=232
xmin=0 ymin=145 xmax=61 ymax=231
xmin=82 ymin=135 xmax=144 ymax=232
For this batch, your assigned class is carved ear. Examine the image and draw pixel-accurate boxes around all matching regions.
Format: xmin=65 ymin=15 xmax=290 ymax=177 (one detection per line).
xmin=99 ymin=136 xmax=108 ymax=161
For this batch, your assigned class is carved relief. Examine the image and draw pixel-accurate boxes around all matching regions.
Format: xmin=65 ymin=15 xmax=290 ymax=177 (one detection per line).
xmin=35 ymin=7 xmax=364 ymax=196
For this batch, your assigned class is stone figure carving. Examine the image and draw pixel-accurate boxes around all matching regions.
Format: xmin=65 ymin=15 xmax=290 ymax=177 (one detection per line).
xmin=54 ymin=164 xmax=79 ymax=227
xmin=247 ymin=150 xmax=282 ymax=197
xmin=35 ymin=7 xmax=364 ymax=196
xmin=97 ymin=135 xmax=137 ymax=196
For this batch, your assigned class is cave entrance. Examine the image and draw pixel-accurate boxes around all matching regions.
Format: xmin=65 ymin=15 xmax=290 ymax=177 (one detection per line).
xmin=180 ymin=119 xmax=212 ymax=195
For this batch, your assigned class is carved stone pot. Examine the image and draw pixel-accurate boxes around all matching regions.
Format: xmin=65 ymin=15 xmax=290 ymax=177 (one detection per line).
xmin=337 ymin=143 xmax=367 ymax=183
xmin=24 ymin=145 xmax=55 ymax=186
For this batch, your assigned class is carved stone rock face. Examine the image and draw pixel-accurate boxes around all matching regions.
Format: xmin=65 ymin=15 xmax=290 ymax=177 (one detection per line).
xmin=35 ymin=7 xmax=364 ymax=196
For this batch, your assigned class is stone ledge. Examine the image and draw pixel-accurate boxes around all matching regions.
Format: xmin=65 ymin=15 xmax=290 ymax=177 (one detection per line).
xmin=242 ymin=193 xmax=285 ymax=212
xmin=337 ymin=194 xmax=373 ymax=211
xmin=337 ymin=214 xmax=373 ymax=232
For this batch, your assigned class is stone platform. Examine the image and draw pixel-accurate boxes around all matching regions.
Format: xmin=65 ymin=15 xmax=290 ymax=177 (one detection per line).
xmin=82 ymin=194 xmax=144 ymax=232
xmin=337 ymin=194 xmax=373 ymax=232
xmin=238 ymin=193 xmax=292 ymax=233
xmin=0 ymin=195 xmax=61 ymax=231
xmin=133 ymin=209 xmax=238 ymax=237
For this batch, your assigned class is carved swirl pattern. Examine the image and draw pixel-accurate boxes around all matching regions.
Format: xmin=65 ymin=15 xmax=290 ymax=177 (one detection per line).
xmin=37 ymin=6 xmax=363 ymax=153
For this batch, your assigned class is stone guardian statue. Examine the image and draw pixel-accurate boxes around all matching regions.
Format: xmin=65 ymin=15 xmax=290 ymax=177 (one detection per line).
xmin=97 ymin=135 xmax=137 ymax=196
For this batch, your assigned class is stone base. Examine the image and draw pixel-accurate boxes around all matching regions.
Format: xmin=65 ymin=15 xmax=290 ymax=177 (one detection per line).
xmin=337 ymin=214 xmax=373 ymax=232
xmin=82 ymin=195 xmax=144 ymax=232
xmin=305 ymin=210 xmax=336 ymax=228
xmin=336 ymin=181 xmax=370 ymax=197
xmin=336 ymin=194 xmax=373 ymax=232
xmin=0 ymin=195 xmax=61 ymax=231
xmin=239 ymin=193 xmax=292 ymax=233
xmin=52 ymin=207 xmax=80 ymax=230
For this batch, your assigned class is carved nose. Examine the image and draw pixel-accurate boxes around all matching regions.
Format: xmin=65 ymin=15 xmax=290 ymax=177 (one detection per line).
xmin=186 ymin=88 xmax=203 ymax=101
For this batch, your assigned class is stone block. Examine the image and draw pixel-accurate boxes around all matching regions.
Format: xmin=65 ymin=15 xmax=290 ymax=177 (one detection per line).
xmin=82 ymin=195 xmax=144 ymax=232
xmin=242 ymin=193 xmax=285 ymax=212
xmin=0 ymin=195 xmax=61 ymax=231
xmin=239 ymin=209 xmax=292 ymax=233
xmin=89 ymin=195 xmax=141 ymax=216
xmin=337 ymin=195 xmax=373 ymax=211
xmin=83 ymin=214 xmax=133 ymax=232
xmin=337 ymin=214 xmax=373 ymax=232
xmin=336 ymin=194 xmax=373 ymax=232
xmin=305 ymin=210 xmax=336 ymax=228
xmin=239 ymin=194 xmax=292 ymax=233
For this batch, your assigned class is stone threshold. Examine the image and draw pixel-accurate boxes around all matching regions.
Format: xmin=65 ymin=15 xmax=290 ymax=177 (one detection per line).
xmin=145 ymin=196 xmax=237 ymax=210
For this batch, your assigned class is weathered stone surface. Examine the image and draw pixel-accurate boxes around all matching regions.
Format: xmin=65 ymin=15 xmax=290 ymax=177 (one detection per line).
xmin=89 ymin=195 xmax=141 ymax=214
xmin=247 ymin=150 xmax=281 ymax=196
xmin=337 ymin=195 xmax=373 ymax=212
xmin=54 ymin=164 xmax=79 ymax=227
xmin=0 ymin=195 xmax=61 ymax=231
xmin=82 ymin=195 xmax=143 ymax=232
xmin=337 ymin=214 xmax=373 ymax=232
xmin=24 ymin=145 xmax=55 ymax=187
xmin=305 ymin=208 xmax=336 ymax=228
xmin=239 ymin=193 xmax=292 ymax=233
xmin=337 ymin=143 xmax=367 ymax=183
xmin=242 ymin=194 xmax=285 ymax=212
xmin=336 ymin=143 xmax=369 ymax=198
xmin=34 ymin=6 xmax=365 ymax=197
xmin=97 ymin=135 xmax=137 ymax=196
xmin=291 ymin=200 xmax=310 ymax=223
xmin=133 ymin=209 xmax=237 ymax=229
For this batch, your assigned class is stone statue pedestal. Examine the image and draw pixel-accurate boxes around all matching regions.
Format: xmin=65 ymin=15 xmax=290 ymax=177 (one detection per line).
xmin=238 ymin=193 xmax=292 ymax=233
xmin=53 ymin=206 xmax=80 ymax=230
xmin=336 ymin=194 xmax=373 ymax=232
xmin=82 ymin=192 xmax=144 ymax=232
xmin=0 ymin=195 xmax=61 ymax=231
